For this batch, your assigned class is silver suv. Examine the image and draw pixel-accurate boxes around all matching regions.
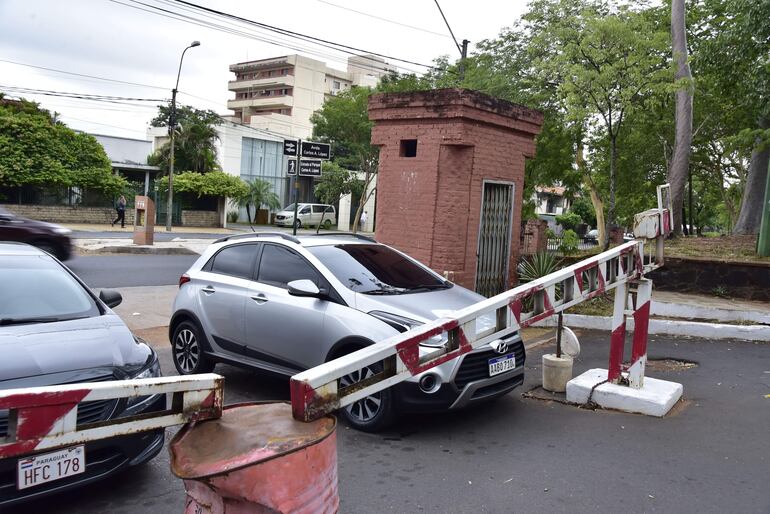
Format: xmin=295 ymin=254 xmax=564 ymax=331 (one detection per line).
xmin=170 ymin=233 xmax=525 ymax=431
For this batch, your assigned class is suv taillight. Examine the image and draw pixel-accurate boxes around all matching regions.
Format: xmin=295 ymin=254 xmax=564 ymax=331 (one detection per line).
xmin=179 ymin=274 xmax=190 ymax=287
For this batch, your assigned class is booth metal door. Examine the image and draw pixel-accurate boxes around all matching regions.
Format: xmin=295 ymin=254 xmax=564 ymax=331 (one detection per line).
xmin=475 ymin=181 xmax=514 ymax=297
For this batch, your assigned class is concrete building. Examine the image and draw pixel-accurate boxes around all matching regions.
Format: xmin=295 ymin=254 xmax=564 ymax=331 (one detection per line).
xmin=533 ymin=185 xmax=570 ymax=216
xmin=92 ymin=134 xmax=160 ymax=196
xmin=226 ymin=54 xmax=393 ymax=139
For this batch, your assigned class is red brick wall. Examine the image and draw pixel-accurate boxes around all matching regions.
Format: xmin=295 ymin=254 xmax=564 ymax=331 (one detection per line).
xmin=369 ymin=89 xmax=543 ymax=294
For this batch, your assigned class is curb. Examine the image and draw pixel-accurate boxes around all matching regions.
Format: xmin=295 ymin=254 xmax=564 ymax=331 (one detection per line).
xmin=533 ymin=313 xmax=770 ymax=342
xmin=78 ymin=246 xmax=198 ymax=256
xmin=651 ymin=300 xmax=770 ymax=325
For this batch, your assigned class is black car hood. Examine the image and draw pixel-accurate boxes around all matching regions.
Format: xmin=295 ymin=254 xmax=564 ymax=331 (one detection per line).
xmin=0 ymin=314 xmax=152 ymax=386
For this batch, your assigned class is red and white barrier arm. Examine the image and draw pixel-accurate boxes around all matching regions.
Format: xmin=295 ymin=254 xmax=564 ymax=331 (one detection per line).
xmin=0 ymin=374 xmax=223 ymax=459
xmin=291 ymin=240 xmax=649 ymax=422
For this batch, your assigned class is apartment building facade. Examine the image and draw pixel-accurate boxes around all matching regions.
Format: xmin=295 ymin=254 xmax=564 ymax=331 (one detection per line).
xmin=227 ymin=54 xmax=393 ymax=139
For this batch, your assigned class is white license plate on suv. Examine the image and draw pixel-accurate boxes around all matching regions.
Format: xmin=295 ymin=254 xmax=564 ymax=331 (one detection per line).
xmin=17 ymin=445 xmax=85 ymax=490
xmin=488 ymin=353 xmax=516 ymax=377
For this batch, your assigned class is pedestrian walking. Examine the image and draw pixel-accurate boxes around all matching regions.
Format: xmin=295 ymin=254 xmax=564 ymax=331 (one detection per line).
xmin=112 ymin=195 xmax=127 ymax=228
xmin=359 ymin=210 xmax=368 ymax=229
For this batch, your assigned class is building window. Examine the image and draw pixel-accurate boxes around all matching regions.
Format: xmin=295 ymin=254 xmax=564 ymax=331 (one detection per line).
xmin=400 ymin=139 xmax=418 ymax=158
xmin=333 ymin=80 xmax=341 ymax=90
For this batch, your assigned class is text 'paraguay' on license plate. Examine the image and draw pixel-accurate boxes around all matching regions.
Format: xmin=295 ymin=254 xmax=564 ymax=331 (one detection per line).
xmin=488 ymin=353 xmax=516 ymax=377
xmin=18 ymin=445 xmax=85 ymax=490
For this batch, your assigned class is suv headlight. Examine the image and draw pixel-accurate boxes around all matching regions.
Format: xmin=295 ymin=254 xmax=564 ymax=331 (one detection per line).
xmin=368 ymin=311 xmax=448 ymax=348
xmin=53 ymin=227 xmax=72 ymax=235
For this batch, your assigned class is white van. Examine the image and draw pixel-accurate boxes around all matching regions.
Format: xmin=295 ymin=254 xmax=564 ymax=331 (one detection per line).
xmin=274 ymin=203 xmax=337 ymax=229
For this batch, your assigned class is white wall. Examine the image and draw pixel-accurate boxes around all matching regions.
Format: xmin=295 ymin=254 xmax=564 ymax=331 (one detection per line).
xmin=338 ymin=173 xmax=376 ymax=232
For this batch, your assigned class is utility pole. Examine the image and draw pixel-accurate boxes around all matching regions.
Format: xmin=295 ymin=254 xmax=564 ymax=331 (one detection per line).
xmin=167 ymin=41 xmax=200 ymax=231
xmin=459 ymin=39 xmax=469 ymax=81
xmin=292 ymin=139 xmax=302 ymax=236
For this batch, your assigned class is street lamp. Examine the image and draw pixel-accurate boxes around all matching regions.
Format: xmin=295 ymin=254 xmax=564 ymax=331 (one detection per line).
xmin=166 ymin=40 xmax=201 ymax=231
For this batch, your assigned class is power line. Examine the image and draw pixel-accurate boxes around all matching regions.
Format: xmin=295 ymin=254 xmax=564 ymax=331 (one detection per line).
xmin=169 ymin=0 xmax=436 ymax=69
xmin=314 ymin=0 xmax=450 ymax=38
xmin=432 ymin=0 xmax=462 ymax=55
xmin=0 ymin=58 xmax=167 ymax=91
xmin=108 ymin=0 xmax=408 ymax=76
xmin=0 ymin=85 xmax=165 ymax=103
xmin=0 ymin=57 xmax=229 ymax=111
xmin=112 ymin=0 xmax=415 ymax=76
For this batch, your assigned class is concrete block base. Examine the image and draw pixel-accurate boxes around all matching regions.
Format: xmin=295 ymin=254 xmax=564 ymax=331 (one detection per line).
xmin=566 ymin=368 xmax=683 ymax=417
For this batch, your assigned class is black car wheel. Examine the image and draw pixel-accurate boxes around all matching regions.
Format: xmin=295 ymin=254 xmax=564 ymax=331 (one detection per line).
xmin=294 ymin=219 xmax=302 ymax=229
xmin=172 ymin=321 xmax=215 ymax=375
xmin=338 ymin=363 xmax=395 ymax=432
xmin=323 ymin=219 xmax=333 ymax=229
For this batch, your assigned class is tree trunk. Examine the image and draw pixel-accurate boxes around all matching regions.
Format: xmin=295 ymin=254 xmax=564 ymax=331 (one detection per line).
xmin=733 ymin=118 xmax=770 ymax=234
xmin=668 ymin=0 xmax=694 ymax=236
xmin=604 ymin=135 xmax=617 ymax=250
xmin=576 ymin=136 xmax=606 ymax=245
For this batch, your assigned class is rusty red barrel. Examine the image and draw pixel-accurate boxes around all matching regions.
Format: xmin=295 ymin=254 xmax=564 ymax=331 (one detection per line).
xmin=169 ymin=401 xmax=338 ymax=514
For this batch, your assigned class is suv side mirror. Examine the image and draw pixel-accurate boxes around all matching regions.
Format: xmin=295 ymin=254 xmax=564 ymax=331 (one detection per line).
xmin=99 ymin=289 xmax=123 ymax=308
xmin=287 ymin=279 xmax=321 ymax=298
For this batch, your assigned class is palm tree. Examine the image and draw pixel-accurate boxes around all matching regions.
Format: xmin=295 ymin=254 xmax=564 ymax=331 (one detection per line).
xmin=237 ymin=179 xmax=281 ymax=224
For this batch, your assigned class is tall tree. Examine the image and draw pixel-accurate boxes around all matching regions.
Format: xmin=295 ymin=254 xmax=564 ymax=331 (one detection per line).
xmin=668 ymin=0 xmax=694 ymax=236
xmin=0 ymin=97 xmax=125 ymax=195
xmin=149 ymin=103 xmax=222 ymax=173
xmin=311 ymin=87 xmax=377 ymax=233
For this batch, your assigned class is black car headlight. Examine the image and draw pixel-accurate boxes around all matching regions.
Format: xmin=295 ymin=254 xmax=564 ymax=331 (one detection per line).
xmin=124 ymin=352 xmax=162 ymax=409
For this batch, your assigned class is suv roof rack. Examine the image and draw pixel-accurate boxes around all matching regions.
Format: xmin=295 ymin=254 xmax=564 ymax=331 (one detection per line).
xmin=215 ymin=232 xmax=300 ymax=244
xmin=312 ymin=232 xmax=377 ymax=242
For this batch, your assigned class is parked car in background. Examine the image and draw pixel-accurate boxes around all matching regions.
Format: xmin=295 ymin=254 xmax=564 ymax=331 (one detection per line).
xmin=273 ymin=203 xmax=336 ymax=229
xmin=583 ymin=229 xmax=599 ymax=245
xmin=170 ymin=232 xmax=525 ymax=432
xmin=0 ymin=207 xmax=72 ymax=260
xmin=0 ymin=243 xmax=164 ymax=507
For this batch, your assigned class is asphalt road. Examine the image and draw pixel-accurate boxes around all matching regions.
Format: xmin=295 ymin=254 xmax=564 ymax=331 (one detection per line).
xmin=67 ymin=255 xmax=199 ymax=288
xmin=8 ymin=332 xmax=769 ymax=514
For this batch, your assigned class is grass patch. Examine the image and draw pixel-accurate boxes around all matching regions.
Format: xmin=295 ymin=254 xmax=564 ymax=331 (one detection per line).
xmin=567 ymin=294 xmax=614 ymax=316
xmin=665 ymin=234 xmax=770 ymax=264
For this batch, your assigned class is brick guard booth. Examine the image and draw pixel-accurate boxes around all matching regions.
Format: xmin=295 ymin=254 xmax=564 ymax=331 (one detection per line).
xmin=369 ymin=88 xmax=543 ymax=296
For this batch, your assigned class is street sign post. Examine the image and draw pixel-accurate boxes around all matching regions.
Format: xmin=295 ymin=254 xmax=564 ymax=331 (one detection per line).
xmin=285 ymin=139 xmax=331 ymax=235
xmin=299 ymin=160 xmax=322 ymax=177
xmin=283 ymin=140 xmax=298 ymax=156
xmin=300 ymin=141 xmax=331 ymax=160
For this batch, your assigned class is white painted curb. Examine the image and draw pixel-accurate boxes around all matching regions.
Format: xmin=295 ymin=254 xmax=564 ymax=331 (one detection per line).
xmin=651 ymin=300 xmax=770 ymax=325
xmin=533 ymin=314 xmax=770 ymax=342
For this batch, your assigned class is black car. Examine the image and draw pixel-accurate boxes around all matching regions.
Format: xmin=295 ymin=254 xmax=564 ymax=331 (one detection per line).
xmin=0 ymin=207 xmax=73 ymax=261
xmin=0 ymin=243 xmax=164 ymax=507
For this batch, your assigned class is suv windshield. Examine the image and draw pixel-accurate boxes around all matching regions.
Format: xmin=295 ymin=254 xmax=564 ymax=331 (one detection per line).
xmin=308 ymin=244 xmax=449 ymax=294
xmin=0 ymin=255 xmax=100 ymax=324
xmin=282 ymin=203 xmax=297 ymax=212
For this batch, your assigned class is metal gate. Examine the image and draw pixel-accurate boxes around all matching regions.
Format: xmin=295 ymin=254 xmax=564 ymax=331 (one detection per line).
xmin=475 ymin=181 xmax=514 ymax=297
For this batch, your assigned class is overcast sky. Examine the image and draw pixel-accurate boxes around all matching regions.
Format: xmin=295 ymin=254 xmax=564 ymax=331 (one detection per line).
xmin=0 ymin=0 xmax=528 ymax=139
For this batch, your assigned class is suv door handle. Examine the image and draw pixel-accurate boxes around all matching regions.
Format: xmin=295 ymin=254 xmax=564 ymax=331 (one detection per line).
xmin=201 ymin=286 xmax=216 ymax=295
xmin=250 ymin=293 xmax=268 ymax=304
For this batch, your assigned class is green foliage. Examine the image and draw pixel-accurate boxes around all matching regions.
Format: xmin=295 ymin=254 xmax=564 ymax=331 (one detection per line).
xmin=314 ymin=161 xmax=363 ymax=205
xmin=227 ymin=210 xmax=239 ymax=223
xmin=149 ymin=103 xmax=221 ymax=173
xmin=0 ymin=98 xmax=126 ymax=195
xmin=570 ymin=197 xmax=596 ymax=227
xmin=555 ymin=212 xmax=582 ymax=231
xmin=311 ymin=87 xmax=376 ymax=174
xmin=545 ymin=227 xmax=556 ymax=239
xmin=157 ymin=171 xmax=248 ymax=198
xmin=559 ymin=229 xmax=580 ymax=256
xmin=518 ymin=252 xmax=563 ymax=283
xmin=235 ymin=178 xmax=281 ymax=224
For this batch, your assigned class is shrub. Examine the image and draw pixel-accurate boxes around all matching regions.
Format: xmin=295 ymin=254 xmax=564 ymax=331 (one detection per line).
xmin=227 ymin=210 xmax=239 ymax=223
xmin=555 ymin=212 xmax=582 ymax=231
xmin=559 ymin=229 xmax=580 ymax=256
